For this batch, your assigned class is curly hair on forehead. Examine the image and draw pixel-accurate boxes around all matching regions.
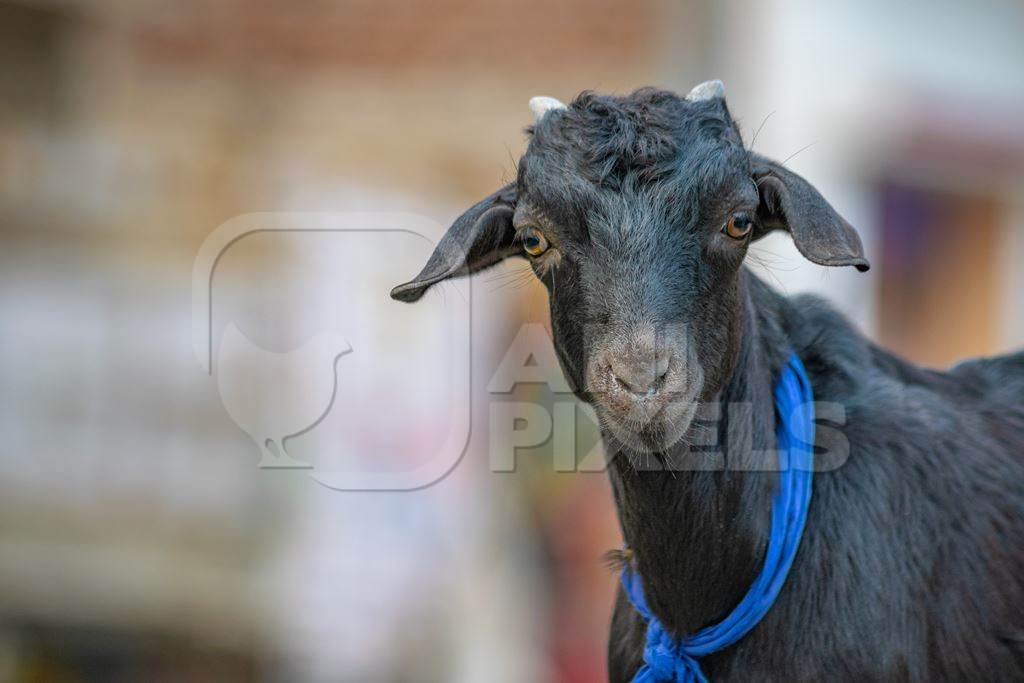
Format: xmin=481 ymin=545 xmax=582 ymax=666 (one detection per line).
xmin=529 ymin=87 xmax=743 ymax=190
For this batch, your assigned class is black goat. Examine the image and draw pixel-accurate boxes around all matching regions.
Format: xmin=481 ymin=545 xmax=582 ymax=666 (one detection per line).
xmin=391 ymin=84 xmax=1024 ymax=680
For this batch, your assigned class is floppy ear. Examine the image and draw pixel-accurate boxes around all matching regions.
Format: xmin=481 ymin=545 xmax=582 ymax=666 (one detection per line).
xmin=751 ymin=155 xmax=870 ymax=272
xmin=390 ymin=183 xmax=518 ymax=302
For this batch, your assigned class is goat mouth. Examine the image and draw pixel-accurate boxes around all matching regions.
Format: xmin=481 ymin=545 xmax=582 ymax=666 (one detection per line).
xmin=584 ymin=346 xmax=704 ymax=451
xmin=596 ymin=396 xmax=700 ymax=453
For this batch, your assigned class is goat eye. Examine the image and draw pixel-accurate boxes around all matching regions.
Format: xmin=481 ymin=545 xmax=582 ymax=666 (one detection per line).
xmin=521 ymin=228 xmax=549 ymax=257
xmin=723 ymin=213 xmax=754 ymax=240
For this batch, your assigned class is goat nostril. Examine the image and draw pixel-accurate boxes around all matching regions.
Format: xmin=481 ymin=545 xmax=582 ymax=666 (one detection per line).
xmin=613 ymin=374 xmax=636 ymax=394
xmin=654 ymin=355 xmax=670 ymax=380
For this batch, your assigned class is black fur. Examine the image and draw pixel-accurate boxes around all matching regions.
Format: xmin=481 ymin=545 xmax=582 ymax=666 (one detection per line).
xmin=392 ymin=87 xmax=1024 ymax=680
xmin=607 ymin=276 xmax=1024 ymax=680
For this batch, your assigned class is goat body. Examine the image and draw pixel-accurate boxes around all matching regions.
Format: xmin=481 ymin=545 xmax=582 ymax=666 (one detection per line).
xmin=607 ymin=273 xmax=1024 ymax=681
xmin=392 ymin=85 xmax=1024 ymax=680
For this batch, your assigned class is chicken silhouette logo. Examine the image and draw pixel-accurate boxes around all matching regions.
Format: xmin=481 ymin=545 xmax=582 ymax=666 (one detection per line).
xmin=216 ymin=322 xmax=352 ymax=468
xmin=192 ymin=211 xmax=472 ymax=490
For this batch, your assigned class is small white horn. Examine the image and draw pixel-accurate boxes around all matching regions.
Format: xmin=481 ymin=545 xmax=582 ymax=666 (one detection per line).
xmin=685 ymin=80 xmax=725 ymax=102
xmin=529 ymin=96 xmax=567 ymax=122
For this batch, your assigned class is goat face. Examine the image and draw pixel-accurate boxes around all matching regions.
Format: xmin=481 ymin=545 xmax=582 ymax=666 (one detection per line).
xmin=392 ymin=86 xmax=868 ymax=450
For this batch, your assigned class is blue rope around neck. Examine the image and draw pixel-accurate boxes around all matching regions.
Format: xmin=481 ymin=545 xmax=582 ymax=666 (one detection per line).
xmin=620 ymin=353 xmax=816 ymax=683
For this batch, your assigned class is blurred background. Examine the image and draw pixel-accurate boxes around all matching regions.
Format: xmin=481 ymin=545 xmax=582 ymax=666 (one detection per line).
xmin=2 ymin=0 xmax=1023 ymax=681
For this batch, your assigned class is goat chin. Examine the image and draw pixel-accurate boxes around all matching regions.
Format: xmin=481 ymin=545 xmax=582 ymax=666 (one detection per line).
xmin=597 ymin=398 xmax=699 ymax=455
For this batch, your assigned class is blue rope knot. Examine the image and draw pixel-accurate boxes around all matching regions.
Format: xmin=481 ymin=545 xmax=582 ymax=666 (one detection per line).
xmin=622 ymin=353 xmax=816 ymax=682
xmin=640 ymin=619 xmax=705 ymax=683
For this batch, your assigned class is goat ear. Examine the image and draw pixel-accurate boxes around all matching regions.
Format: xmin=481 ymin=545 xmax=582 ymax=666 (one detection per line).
xmin=751 ymin=156 xmax=870 ymax=272
xmin=390 ymin=183 xmax=518 ymax=302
